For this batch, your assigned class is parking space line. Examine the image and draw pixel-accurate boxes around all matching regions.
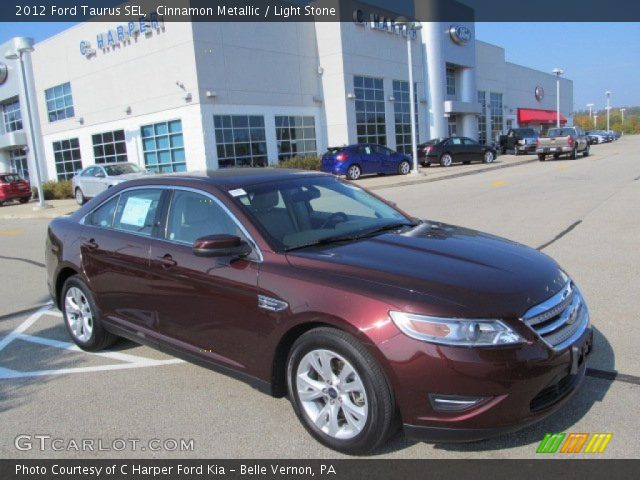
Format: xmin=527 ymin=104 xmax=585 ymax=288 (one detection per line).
xmin=0 ymin=305 xmax=51 ymax=352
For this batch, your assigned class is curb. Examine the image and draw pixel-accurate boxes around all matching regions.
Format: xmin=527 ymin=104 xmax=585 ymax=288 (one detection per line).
xmin=367 ymin=158 xmax=538 ymax=191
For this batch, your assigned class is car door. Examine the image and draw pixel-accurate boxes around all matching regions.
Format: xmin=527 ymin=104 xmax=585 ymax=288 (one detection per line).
xmin=462 ymin=137 xmax=484 ymax=162
xmin=358 ymin=145 xmax=381 ymax=174
xmin=146 ymin=187 xmax=267 ymax=372
xmin=80 ymin=187 xmax=165 ymax=332
xmin=92 ymin=166 xmax=109 ymax=196
xmin=448 ymin=137 xmax=465 ymax=162
xmin=375 ymin=145 xmax=397 ymax=173
xmin=79 ymin=167 xmax=98 ymax=197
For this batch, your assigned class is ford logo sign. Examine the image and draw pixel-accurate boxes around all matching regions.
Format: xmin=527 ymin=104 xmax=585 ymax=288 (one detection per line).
xmin=0 ymin=62 xmax=7 ymax=85
xmin=449 ymin=25 xmax=471 ymax=45
xmin=535 ymin=85 xmax=545 ymax=102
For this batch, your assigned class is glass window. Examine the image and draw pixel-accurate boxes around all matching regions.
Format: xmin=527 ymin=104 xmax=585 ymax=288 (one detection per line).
xmin=52 ymin=138 xmax=82 ymax=180
xmin=214 ymin=115 xmax=267 ymax=168
xmin=2 ymin=99 xmax=22 ymax=132
xmin=490 ymin=92 xmax=504 ymax=142
xmin=9 ymin=148 xmax=29 ymax=181
xmin=477 ymin=90 xmax=487 ymax=145
xmin=354 ymin=76 xmax=386 ymax=146
xmin=448 ymin=116 xmax=458 ymax=137
xmin=392 ymin=80 xmax=419 ymax=154
xmin=275 ymin=116 xmax=317 ymax=161
xmin=86 ymin=196 xmax=119 ymax=228
xmin=112 ymin=189 xmax=163 ymax=236
xmin=45 ymin=82 xmax=74 ymax=122
xmin=140 ymin=120 xmax=185 ymax=173
xmin=446 ymin=65 xmax=456 ymax=97
xmin=166 ymin=190 xmax=239 ymax=244
xmin=92 ymin=129 xmax=128 ymax=164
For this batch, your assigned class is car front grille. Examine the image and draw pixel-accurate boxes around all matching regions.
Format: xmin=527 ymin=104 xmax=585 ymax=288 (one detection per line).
xmin=522 ymin=281 xmax=589 ymax=351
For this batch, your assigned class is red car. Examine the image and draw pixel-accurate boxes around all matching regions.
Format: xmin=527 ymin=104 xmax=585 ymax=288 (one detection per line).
xmin=0 ymin=173 xmax=31 ymax=205
xmin=45 ymin=169 xmax=592 ymax=454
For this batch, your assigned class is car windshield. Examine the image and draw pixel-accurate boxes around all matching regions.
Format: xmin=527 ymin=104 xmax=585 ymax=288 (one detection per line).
xmin=231 ymin=175 xmax=415 ymax=251
xmin=104 ymin=164 xmax=141 ymax=176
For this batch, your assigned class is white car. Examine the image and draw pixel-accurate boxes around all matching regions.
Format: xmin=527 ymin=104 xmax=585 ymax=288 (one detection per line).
xmin=72 ymin=163 xmax=150 ymax=205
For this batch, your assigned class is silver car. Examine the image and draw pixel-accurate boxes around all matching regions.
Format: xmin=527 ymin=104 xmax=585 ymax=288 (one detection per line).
xmin=72 ymin=163 xmax=150 ymax=205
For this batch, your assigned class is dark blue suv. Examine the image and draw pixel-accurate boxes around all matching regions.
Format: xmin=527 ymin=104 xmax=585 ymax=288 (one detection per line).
xmin=321 ymin=144 xmax=412 ymax=180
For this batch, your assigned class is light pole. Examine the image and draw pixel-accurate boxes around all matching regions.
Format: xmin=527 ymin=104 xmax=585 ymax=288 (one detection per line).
xmin=605 ymin=90 xmax=611 ymax=132
xmin=586 ymin=103 xmax=594 ymax=120
xmin=5 ymin=38 xmax=48 ymax=209
xmin=620 ymin=107 xmax=626 ymax=125
xmin=593 ymin=113 xmax=598 ymax=129
xmin=552 ymin=68 xmax=564 ymax=128
xmin=396 ymin=18 xmax=422 ymax=175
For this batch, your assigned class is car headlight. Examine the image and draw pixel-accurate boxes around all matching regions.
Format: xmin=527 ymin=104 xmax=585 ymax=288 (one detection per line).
xmin=389 ymin=311 xmax=525 ymax=346
xmin=518 ymin=139 xmax=526 ymax=145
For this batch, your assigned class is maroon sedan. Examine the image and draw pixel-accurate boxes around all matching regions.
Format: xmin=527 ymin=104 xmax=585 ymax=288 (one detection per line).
xmin=45 ymin=169 xmax=592 ymax=454
xmin=0 ymin=173 xmax=31 ymax=205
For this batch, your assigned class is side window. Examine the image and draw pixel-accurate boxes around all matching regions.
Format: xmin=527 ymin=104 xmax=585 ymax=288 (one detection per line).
xmin=166 ymin=190 xmax=239 ymax=245
xmin=359 ymin=146 xmax=372 ymax=155
xmin=112 ymin=189 xmax=163 ymax=236
xmin=86 ymin=196 xmax=119 ymax=228
xmin=94 ymin=167 xmax=105 ymax=177
xmin=451 ymin=138 xmax=462 ymax=146
xmin=462 ymin=138 xmax=477 ymax=146
xmin=82 ymin=167 xmax=95 ymax=177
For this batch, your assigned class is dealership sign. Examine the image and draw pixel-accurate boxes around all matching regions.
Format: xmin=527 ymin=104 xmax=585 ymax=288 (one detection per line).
xmin=449 ymin=25 xmax=471 ymax=45
xmin=353 ymin=9 xmax=417 ymax=40
xmin=535 ymin=85 xmax=545 ymax=101
xmin=79 ymin=13 xmax=164 ymax=58
xmin=0 ymin=62 xmax=7 ymax=85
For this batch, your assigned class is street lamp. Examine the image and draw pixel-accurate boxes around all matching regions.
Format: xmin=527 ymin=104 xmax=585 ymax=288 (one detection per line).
xmin=5 ymin=38 xmax=48 ymax=209
xmin=620 ymin=107 xmax=626 ymax=125
xmin=605 ymin=90 xmax=612 ymax=132
xmin=552 ymin=68 xmax=564 ymax=128
xmin=586 ymin=103 xmax=594 ymax=120
xmin=593 ymin=113 xmax=598 ymax=129
xmin=396 ymin=18 xmax=422 ymax=175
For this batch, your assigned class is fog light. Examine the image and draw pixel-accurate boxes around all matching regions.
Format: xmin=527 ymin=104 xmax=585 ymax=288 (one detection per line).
xmin=429 ymin=394 xmax=490 ymax=412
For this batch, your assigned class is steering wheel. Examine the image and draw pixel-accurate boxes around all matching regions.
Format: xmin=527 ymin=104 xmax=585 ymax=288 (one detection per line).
xmin=321 ymin=212 xmax=349 ymax=229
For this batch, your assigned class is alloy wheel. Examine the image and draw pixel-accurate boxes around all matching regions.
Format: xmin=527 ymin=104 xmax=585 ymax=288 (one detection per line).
xmin=441 ymin=154 xmax=453 ymax=167
xmin=399 ymin=161 xmax=411 ymax=175
xmin=295 ymin=349 xmax=368 ymax=440
xmin=64 ymin=287 xmax=94 ymax=343
xmin=484 ymin=151 xmax=495 ymax=163
xmin=347 ymin=165 xmax=361 ymax=180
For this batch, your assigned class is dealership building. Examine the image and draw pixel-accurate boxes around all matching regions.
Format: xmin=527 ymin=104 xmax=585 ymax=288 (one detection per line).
xmin=0 ymin=3 xmax=573 ymax=182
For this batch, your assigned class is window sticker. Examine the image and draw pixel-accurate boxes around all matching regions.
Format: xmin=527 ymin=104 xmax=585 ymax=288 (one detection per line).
xmin=229 ymin=188 xmax=247 ymax=197
xmin=120 ymin=197 xmax=153 ymax=227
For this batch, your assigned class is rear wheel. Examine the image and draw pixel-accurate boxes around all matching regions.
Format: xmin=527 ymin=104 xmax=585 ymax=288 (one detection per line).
xmin=483 ymin=151 xmax=495 ymax=164
xmin=538 ymin=154 xmax=546 ymax=161
xmin=569 ymin=147 xmax=577 ymax=160
xmin=398 ymin=160 xmax=411 ymax=175
xmin=583 ymin=144 xmax=590 ymax=157
xmin=19 ymin=197 xmax=30 ymax=204
xmin=346 ymin=164 xmax=361 ymax=181
xmin=61 ymin=276 xmax=117 ymax=351
xmin=287 ymin=328 xmax=397 ymax=455
xmin=439 ymin=153 xmax=453 ymax=167
xmin=75 ymin=188 xmax=86 ymax=205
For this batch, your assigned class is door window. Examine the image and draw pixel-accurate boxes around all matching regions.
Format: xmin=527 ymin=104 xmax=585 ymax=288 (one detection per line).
xmin=112 ymin=189 xmax=163 ymax=236
xmin=166 ymin=190 xmax=239 ymax=245
xmin=86 ymin=196 xmax=120 ymax=228
xmin=461 ymin=138 xmax=478 ymax=146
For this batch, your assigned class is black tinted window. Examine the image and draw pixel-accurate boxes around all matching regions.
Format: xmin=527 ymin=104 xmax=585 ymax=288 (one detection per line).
xmin=112 ymin=189 xmax=162 ymax=236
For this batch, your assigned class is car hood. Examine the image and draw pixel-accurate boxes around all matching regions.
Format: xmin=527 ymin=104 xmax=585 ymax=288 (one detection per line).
xmin=285 ymin=222 xmax=567 ymax=318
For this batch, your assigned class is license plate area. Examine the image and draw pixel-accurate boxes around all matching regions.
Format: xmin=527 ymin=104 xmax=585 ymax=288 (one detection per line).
xmin=570 ymin=329 xmax=593 ymax=375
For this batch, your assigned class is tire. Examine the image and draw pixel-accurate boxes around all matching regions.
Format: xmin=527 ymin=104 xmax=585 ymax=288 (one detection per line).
xmin=75 ymin=187 xmax=86 ymax=205
xmin=514 ymin=148 xmax=520 ymax=156
xmin=19 ymin=197 xmax=30 ymax=204
xmin=398 ymin=160 xmax=411 ymax=175
xmin=553 ymin=154 xmax=560 ymax=159
xmin=569 ymin=147 xmax=577 ymax=160
xmin=483 ymin=151 xmax=495 ymax=164
xmin=286 ymin=327 xmax=397 ymax=455
xmin=538 ymin=154 xmax=546 ymax=161
xmin=421 ymin=162 xmax=431 ymax=168
xmin=583 ymin=144 xmax=590 ymax=157
xmin=61 ymin=275 xmax=117 ymax=351
xmin=346 ymin=164 xmax=361 ymax=181
xmin=439 ymin=153 xmax=453 ymax=167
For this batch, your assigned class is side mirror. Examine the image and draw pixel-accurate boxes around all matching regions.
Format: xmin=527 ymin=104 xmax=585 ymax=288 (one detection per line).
xmin=193 ymin=234 xmax=252 ymax=258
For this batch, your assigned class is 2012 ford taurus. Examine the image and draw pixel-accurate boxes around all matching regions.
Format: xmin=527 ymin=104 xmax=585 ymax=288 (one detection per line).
xmin=45 ymin=169 xmax=593 ymax=454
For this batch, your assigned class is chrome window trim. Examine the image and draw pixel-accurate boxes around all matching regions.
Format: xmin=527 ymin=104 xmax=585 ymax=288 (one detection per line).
xmin=79 ymin=184 xmax=263 ymax=263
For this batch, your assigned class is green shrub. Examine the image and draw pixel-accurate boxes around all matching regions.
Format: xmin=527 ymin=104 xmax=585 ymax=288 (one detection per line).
xmin=277 ymin=155 xmax=321 ymax=171
xmin=31 ymin=180 xmax=73 ymax=200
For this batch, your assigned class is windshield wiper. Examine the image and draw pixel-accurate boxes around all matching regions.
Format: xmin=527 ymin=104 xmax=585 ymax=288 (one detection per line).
xmin=284 ymin=221 xmax=418 ymax=252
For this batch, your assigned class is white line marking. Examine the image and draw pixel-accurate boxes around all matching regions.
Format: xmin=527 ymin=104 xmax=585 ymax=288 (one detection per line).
xmin=0 ymin=306 xmax=185 ymax=380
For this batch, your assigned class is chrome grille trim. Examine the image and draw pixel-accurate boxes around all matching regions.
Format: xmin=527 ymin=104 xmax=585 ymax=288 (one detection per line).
xmin=522 ymin=281 xmax=590 ymax=351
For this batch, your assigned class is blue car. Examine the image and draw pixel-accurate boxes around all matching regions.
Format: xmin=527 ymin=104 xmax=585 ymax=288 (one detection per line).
xmin=321 ymin=144 xmax=412 ymax=180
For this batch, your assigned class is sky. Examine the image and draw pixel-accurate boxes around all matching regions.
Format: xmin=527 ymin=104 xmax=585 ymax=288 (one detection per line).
xmin=2 ymin=21 xmax=639 ymax=112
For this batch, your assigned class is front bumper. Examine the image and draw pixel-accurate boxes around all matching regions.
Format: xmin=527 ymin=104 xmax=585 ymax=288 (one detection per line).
xmin=381 ymin=324 xmax=594 ymax=443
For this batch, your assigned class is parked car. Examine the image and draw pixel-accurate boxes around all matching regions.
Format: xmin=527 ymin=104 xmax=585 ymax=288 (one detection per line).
xmin=605 ymin=130 xmax=621 ymax=140
xmin=498 ymin=128 xmax=539 ymax=155
xmin=418 ymin=137 xmax=497 ymax=167
xmin=46 ymin=169 xmax=593 ymax=454
xmin=72 ymin=162 xmax=150 ymax=205
xmin=321 ymin=144 xmax=412 ymax=180
xmin=586 ymin=131 xmax=608 ymax=144
xmin=0 ymin=173 xmax=31 ymax=206
xmin=536 ymin=127 xmax=590 ymax=161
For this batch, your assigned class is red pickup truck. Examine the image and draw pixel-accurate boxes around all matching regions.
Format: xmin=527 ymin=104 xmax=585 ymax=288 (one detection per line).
xmin=0 ymin=173 xmax=31 ymax=205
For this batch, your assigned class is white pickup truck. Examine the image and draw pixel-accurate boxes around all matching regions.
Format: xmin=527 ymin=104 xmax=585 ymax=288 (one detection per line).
xmin=536 ymin=127 xmax=590 ymax=161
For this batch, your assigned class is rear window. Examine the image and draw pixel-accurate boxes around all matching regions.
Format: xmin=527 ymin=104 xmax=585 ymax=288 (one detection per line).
xmin=326 ymin=147 xmax=346 ymax=155
xmin=514 ymin=128 xmax=537 ymax=136
xmin=548 ymin=128 xmax=575 ymax=137
xmin=0 ymin=174 xmax=21 ymax=183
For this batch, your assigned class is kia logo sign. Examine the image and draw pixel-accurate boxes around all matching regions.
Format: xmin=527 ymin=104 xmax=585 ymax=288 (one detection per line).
xmin=535 ymin=85 xmax=545 ymax=102
xmin=449 ymin=25 xmax=471 ymax=45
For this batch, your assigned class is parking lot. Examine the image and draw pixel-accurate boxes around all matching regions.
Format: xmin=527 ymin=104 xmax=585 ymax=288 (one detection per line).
xmin=0 ymin=136 xmax=639 ymax=459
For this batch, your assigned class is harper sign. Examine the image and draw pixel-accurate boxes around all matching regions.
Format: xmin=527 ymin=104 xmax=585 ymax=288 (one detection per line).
xmin=353 ymin=9 xmax=418 ymax=40
xmin=79 ymin=13 xmax=164 ymax=58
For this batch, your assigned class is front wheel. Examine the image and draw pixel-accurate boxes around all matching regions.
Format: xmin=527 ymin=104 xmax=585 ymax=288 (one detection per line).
xmin=398 ymin=160 xmax=411 ymax=175
xmin=61 ymin=276 xmax=117 ymax=351
xmin=439 ymin=153 xmax=453 ymax=167
xmin=75 ymin=188 xmax=86 ymax=205
xmin=287 ymin=328 xmax=397 ymax=455
xmin=538 ymin=154 xmax=546 ymax=161
xmin=19 ymin=197 xmax=30 ymax=204
xmin=483 ymin=151 xmax=495 ymax=164
xmin=346 ymin=164 xmax=361 ymax=181
xmin=583 ymin=144 xmax=590 ymax=157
